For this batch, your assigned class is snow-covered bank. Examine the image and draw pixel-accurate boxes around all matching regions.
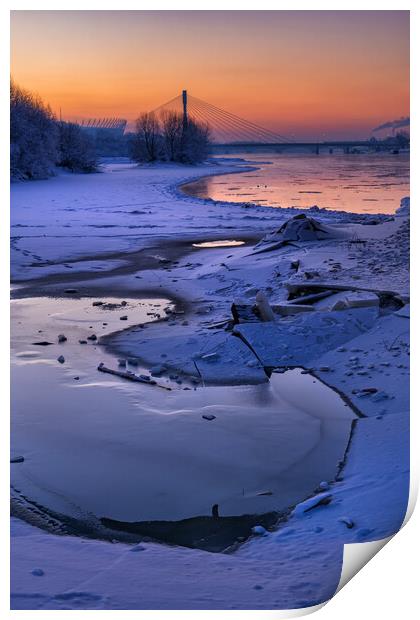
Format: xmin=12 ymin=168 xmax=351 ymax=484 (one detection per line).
xmin=11 ymin=160 xmax=409 ymax=610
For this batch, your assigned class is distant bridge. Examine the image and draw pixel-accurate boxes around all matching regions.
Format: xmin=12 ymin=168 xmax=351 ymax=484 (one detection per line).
xmin=152 ymin=91 xmax=293 ymax=145
xmin=150 ymin=91 xmax=388 ymax=152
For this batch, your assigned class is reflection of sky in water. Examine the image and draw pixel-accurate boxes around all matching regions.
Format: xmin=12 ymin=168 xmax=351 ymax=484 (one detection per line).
xmin=11 ymin=297 xmax=354 ymax=537
xmin=183 ymin=153 xmax=409 ymax=214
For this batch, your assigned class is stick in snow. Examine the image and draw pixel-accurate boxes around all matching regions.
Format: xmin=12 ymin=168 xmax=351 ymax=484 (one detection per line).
xmin=97 ymin=363 xmax=171 ymax=390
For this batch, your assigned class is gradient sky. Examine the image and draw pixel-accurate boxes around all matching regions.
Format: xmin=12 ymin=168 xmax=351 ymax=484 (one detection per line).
xmin=11 ymin=10 xmax=409 ymax=140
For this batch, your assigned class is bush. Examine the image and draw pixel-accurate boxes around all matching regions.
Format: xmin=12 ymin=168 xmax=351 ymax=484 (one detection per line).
xmin=10 ymin=81 xmax=58 ymax=180
xmin=57 ymin=122 xmax=98 ymax=172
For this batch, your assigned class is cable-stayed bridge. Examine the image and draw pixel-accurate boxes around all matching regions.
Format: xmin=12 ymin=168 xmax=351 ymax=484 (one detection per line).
xmin=151 ymin=91 xmax=380 ymax=152
xmin=152 ymin=90 xmax=293 ymax=145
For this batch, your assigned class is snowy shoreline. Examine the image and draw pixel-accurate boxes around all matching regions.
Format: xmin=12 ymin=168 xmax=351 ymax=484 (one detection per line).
xmin=11 ymin=159 xmax=409 ymax=610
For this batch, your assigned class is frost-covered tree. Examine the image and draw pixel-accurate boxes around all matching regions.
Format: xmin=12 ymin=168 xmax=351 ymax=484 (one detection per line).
xmin=10 ymin=80 xmax=58 ymax=180
xmin=57 ymin=122 xmax=98 ymax=172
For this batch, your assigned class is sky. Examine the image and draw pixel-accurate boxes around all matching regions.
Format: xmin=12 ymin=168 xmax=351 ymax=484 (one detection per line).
xmin=10 ymin=10 xmax=409 ymax=140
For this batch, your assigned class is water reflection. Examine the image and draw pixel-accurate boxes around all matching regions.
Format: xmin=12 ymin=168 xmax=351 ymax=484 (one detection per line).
xmin=182 ymin=153 xmax=409 ymax=214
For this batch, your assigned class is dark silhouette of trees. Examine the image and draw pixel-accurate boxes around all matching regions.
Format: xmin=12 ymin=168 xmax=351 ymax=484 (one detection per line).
xmin=57 ymin=122 xmax=97 ymax=172
xmin=11 ymin=80 xmax=98 ymax=180
xmin=130 ymin=111 xmax=210 ymax=164
xmin=130 ymin=112 xmax=163 ymax=162
xmin=10 ymin=80 xmax=58 ymax=180
xmin=161 ymin=111 xmax=183 ymax=161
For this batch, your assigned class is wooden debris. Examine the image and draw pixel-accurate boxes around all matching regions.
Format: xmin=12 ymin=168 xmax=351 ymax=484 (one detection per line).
xmin=97 ymin=363 xmax=171 ymax=390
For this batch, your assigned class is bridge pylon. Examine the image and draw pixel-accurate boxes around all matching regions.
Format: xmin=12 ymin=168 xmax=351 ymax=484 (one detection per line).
xmin=182 ymin=90 xmax=188 ymax=129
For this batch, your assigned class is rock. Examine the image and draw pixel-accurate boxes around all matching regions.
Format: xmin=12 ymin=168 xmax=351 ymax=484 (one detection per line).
xmin=118 ymin=359 xmax=127 ymax=367
xmin=127 ymin=358 xmax=139 ymax=366
xmin=120 ymin=315 xmax=128 ymax=321
xmin=318 ymin=481 xmax=329 ymax=491
xmin=254 ymin=214 xmax=349 ymax=252
xmin=251 ymin=525 xmax=268 ymax=536
xmin=31 ymin=568 xmax=44 ymax=576
xmin=57 ymin=355 xmax=65 ymax=364
xmin=121 ymin=300 xmax=128 ymax=306
xmin=79 ymin=340 xmax=87 ymax=344
xmin=32 ymin=341 xmax=54 ymax=346
xmin=92 ymin=301 xmax=104 ymax=306
xmin=11 ymin=455 xmax=24 ymax=463
xmin=58 ymin=334 xmax=67 ymax=343
xmin=87 ymin=334 xmax=97 ymax=341
xmin=64 ymin=289 xmax=78 ymax=294
xmin=338 ymin=517 xmax=354 ymax=529
xmin=73 ymin=376 xmax=80 ymax=380
xmin=202 ymin=414 xmax=216 ymax=421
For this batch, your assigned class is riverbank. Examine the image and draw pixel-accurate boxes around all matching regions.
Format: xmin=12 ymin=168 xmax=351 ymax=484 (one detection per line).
xmin=11 ymin=159 xmax=409 ymax=610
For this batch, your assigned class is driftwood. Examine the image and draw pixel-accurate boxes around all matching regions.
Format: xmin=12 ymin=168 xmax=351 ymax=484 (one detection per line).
xmin=97 ymin=363 xmax=171 ymax=390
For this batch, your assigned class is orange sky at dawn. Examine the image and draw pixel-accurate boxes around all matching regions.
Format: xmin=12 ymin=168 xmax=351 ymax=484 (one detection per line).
xmin=11 ymin=10 xmax=409 ymax=140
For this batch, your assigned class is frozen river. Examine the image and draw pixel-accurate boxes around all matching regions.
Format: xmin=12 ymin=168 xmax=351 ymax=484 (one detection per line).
xmin=182 ymin=152 xmax=409 ymax=214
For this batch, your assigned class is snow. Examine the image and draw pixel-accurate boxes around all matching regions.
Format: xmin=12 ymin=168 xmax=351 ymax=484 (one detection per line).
xmin=10 ymin=159 xmax=409 ymax=610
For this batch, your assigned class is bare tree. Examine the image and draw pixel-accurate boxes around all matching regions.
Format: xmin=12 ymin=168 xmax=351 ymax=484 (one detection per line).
xmin=131 ymin=112 xmax=162 ymax=162
xmin=130 ymin=111 xmax=210 ymax=165
xmin=160 ymin=111 xmax=183 ymax=161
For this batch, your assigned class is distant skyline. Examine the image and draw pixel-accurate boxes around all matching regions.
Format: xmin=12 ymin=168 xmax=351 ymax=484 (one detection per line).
xmin=11 ymin=10 xmax=409 ymax=140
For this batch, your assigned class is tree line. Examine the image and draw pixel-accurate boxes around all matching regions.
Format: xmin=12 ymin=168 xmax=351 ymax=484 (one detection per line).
xmin=11 ymin=81 xmax=97 ymax=180
xmin=11 ymin=81 xmax=211 ymax=181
